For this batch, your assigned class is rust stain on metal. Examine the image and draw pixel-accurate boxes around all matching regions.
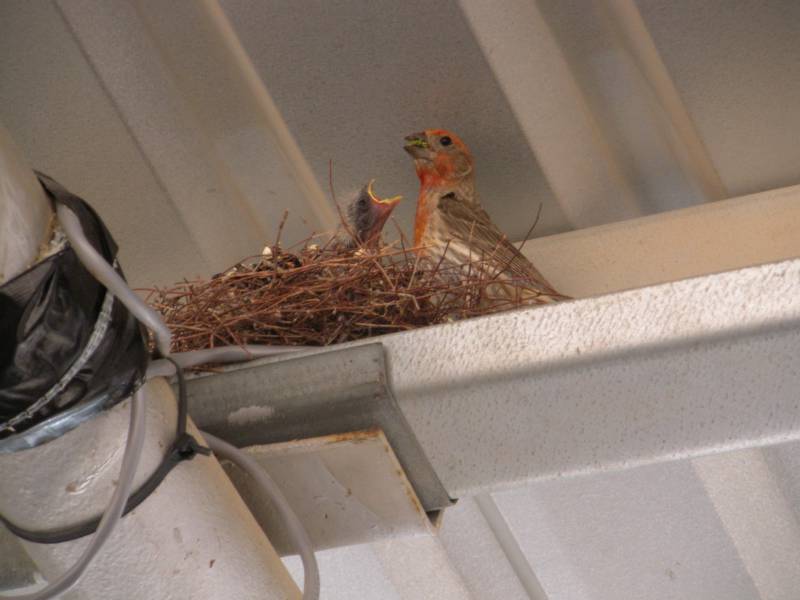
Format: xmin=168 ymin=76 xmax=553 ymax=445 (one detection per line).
xmin=308 ymin=427 xmax=429 ymax=519
xmin=393 ymin=465 xmax=426 ymax=519
xmin=322 ymin=427 xmax=382 ymax=445
xmin=402 ymin=477 xmax=427 ymax=518
xmin=340 ymin=429 xmax=427 ymax=519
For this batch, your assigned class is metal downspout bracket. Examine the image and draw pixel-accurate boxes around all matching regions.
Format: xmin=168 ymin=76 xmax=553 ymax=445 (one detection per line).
xmin=186 ymin=342 xmax=453 ymax=513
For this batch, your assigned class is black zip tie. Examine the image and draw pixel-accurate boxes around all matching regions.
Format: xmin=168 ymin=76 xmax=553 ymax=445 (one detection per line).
xmin=0 ymin=358 xmax=210 ymax=544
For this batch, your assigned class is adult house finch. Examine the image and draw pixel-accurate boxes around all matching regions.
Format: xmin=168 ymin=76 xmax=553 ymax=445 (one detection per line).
xmin=338 ymin=179 xmax=401 ymax=248
xmin=403 ymin=129 xmax=567 ymax=303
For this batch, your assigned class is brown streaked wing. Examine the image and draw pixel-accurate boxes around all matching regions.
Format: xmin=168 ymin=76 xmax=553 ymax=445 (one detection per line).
xmin=437 ymin=192 xmax=565 ymax=297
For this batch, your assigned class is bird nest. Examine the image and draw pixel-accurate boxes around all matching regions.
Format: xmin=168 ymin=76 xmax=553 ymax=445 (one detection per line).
xmin=145 ymin=232 xmax=554 ymax=353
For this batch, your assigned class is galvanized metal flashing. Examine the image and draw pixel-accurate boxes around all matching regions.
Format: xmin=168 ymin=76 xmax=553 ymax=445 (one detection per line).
xmin=186 ymin=342 xmax=453 ymax=512
xmin=225 ymin=429 xmax=434 ymax=555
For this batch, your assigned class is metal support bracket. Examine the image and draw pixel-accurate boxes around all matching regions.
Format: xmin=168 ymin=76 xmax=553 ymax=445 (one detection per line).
xmin=186 ymin=342 xmax=453 ymax=512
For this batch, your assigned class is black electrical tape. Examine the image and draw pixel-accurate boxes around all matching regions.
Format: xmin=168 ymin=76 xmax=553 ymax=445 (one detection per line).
xmin=0 ymin=358 xmax=211 ymax=544
xmin=0 ymin=173 xmax=148 ymax=435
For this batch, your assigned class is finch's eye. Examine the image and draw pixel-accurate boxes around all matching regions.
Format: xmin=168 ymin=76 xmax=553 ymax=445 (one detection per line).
xmin=357 ymin=197 xmax=368 ymax=208
xmin=440 ymin=136 xmax=452 ymax=147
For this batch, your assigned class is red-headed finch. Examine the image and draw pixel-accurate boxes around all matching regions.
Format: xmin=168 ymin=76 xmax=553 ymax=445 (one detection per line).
xmin=404 ymin=128 xmax=567 ymax=303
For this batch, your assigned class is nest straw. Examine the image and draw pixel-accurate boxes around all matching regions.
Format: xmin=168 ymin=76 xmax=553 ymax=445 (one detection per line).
xmin=145 ymin=223 xmax=554 ymax=353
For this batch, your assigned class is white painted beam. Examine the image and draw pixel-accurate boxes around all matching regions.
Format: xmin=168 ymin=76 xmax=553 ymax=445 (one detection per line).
xmin=376 ymin=255 xmax=800 ymax=497
xmin=523 ymin=184 xmax=800 ymax=298
xmin=459 ymin=0 xmax=642 ymax=227
xmin=186 ymin=252 xmax=800 ymax=499
xmin=438 ymin=497 xmax=533 ymax=600
xmin=523 ymin=0 xmax=722 ymax=215
xmin=599 ymin=0 xmax=727 ymax=202
xmin=0 ymin=380 xmax=301 ymax=599
xmin=184 ymin=186 xmax=800 ymax=499
xmin=56 ymin=0 xmax=336 ymax=280
xmin=0 ymin=120 xmax=51 ymax=591
xmin=133 ymin=0 xmax=337 ymax=231
xmin=0 ymin=116 xmax=300 ymax=599
xmin=692 ymin=449 xmax=800 ymax=600
xmin=0 ymin=122 xmax=51 ymax=284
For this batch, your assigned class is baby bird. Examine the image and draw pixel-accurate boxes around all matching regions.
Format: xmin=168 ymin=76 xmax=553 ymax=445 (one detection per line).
xmin=340 ymin=180 xmax=401 ymax=248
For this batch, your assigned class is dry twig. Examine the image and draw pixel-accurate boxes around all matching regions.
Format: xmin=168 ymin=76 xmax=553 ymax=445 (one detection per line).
xmin=145 ymin=233 xmax=552 ymax=353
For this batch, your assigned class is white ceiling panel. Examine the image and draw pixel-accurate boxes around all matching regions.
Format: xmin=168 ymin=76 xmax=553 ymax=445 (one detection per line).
xmin=2 ymin=1 xmax=800 ymax=598
xmin=219 ymin=0 xmax=567 ymax=241
xmin=492 ymin=457 xmax=763 ymax=600
xmin=636 ymin=0 xmax=800 ymax=196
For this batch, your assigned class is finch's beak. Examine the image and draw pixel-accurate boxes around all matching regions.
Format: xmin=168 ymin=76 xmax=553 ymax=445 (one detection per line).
xmin=403 ymin=132 xmax=431 ymax=160
xmin=362 ymin=180 xmax=401 ymax=243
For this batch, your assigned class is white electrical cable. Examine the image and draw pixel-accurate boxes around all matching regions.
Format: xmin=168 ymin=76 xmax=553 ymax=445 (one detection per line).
xmin=201 ymin=432 xmax=320 ymax=600
xmin=56 ymin=204 xmax=172 ymax=357
xmin=146 ymin=345 xmax=313 ymax=379
xmin=3 ymin=389 xmax=147 ymax=600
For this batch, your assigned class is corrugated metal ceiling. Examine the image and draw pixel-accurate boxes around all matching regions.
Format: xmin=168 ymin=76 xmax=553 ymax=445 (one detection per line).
xmin=2 ymin=1 xmax=800 ymax=598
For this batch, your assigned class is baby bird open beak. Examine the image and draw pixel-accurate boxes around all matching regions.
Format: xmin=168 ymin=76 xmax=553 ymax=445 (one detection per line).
xmin=366 ymin=179 xmax=401 ymax=210
xmin=358 ymin=180 xmax=401 ymax=246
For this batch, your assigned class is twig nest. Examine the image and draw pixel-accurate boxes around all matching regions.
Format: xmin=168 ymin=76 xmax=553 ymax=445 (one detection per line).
xmin=144 ymin=238 xmax=553 ymax=353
